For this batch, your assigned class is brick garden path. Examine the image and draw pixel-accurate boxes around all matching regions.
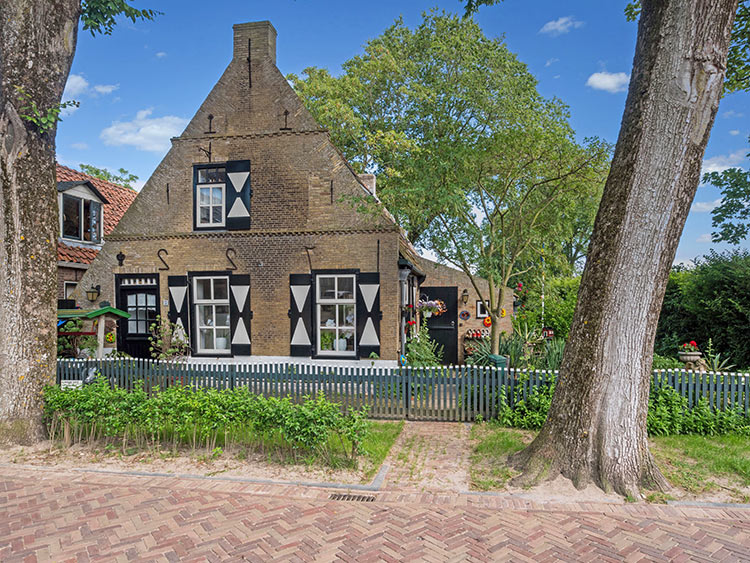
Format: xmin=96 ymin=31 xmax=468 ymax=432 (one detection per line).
xmin=381 ymin=421 xmax=472 ymax=492
xmin=3 ymin=462 xmax=750 ymax=562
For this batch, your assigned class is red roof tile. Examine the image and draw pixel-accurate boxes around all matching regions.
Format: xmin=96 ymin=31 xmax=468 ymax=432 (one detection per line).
xmin=57 ymin=241 xmax=99 ymax=265
xmin=56 ymin=164 xmax=138 ymax=235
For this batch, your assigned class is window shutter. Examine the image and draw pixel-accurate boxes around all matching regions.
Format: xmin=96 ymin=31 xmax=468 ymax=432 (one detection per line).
xmin=289 ymin=273 xmax=313 ymax=356
xmin=229 ymin=274 xmax=252 ymax=356
xmin=356 ymin=272 xmax=380 ymax=359
xmin=225 ymin=160 xmax=251 ymax=230
xmin=167 ymin=276 xmax=190 ymax=346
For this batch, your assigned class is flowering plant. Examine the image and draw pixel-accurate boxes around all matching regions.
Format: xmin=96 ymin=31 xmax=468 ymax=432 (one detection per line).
xmin=105 ymin=331 xmax=116 ymax=344
xmin=416 ymin=299 xmax=447 ymax=316
xmin=406 ymin=320 xmax=416 ymax=326
xmin=680 ymin=341 xmax=699 ymax=352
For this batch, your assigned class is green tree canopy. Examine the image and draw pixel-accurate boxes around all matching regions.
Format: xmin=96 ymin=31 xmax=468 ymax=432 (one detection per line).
xmin=79 ymin=163 xmax=139 ymax=190
xmin=292 ymin=11 xmax=611 ymax=352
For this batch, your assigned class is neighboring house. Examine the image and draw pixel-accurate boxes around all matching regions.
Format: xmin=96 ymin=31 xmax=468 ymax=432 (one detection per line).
xmin=56 ymin=164 xmax=138 ymax=304
xmin=73 ymin=21 xmax=510 ymax=362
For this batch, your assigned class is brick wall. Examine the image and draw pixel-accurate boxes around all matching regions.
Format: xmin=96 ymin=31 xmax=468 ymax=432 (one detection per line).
xmin=57 ymin=266 xmax=87 ymax=300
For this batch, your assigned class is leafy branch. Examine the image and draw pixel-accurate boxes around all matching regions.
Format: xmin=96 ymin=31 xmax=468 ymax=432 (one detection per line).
xmin=14 ymin=86 xmax=79 ymax=134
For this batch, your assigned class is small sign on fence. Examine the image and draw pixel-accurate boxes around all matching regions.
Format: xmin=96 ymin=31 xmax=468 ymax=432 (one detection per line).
xmin=60 ymin=379 xmax=83 ymax=390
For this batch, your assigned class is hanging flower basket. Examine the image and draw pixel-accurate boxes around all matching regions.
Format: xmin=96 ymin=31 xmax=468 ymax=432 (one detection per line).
xmin=416 ymin=299 xmax=446 ymax=318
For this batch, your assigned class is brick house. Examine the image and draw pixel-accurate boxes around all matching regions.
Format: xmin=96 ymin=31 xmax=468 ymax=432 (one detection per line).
xmin=56 ymin=164 xmax=137 ymax=303
xmin=73 ymin=21 xmax=511 ymax=362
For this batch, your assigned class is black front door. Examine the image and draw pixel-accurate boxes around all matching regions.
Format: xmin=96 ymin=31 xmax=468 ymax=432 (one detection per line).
xmin=116 ymin=275 xmax=160 ymax=358
xmin=421 ymin=286 xmax=458 ymax=365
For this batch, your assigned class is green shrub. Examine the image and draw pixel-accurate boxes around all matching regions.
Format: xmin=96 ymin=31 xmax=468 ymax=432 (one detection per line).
xmin=43 ymin=382 xmax=370 ymax=465
xmin=406 ymin=325 xmax=443 ymax=366
xmin=652 ymin=353 xmax=683 ymax=370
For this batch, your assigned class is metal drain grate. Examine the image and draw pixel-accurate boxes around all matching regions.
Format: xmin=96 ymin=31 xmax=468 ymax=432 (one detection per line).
xmin=329 ymin=493 xmax=376 ymax=502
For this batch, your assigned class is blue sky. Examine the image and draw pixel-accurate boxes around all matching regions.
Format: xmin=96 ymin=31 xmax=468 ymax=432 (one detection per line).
xmin=57 ymin=0 xmax=750 ymax=264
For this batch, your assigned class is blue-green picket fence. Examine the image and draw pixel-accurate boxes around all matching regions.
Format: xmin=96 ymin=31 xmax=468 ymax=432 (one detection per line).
xmin=56 ymin=359 xmax=750 ymax=422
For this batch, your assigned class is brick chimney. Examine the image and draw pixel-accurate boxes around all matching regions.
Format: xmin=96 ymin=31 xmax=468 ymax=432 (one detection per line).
xmin=358 ymin=173 xmax=376 ymax=196
xmin=233 ymin=21 xmax=277 ymax=64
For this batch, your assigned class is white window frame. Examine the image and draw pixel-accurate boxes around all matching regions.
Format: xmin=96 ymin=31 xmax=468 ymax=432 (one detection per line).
xmin=195 ymin=183 xmax=226 ymax=228
xmin=316 ymin=274 xmax=356 ymax=356
xmin=193 ymin=276 xmax=231 ymax=355
xmin=63 ymin=282 xmax=78 ymax=299
xmin=476 ymin=300 xmax=489 ymax=318
xmin=60 ymin=193 xmax=103 ymax=243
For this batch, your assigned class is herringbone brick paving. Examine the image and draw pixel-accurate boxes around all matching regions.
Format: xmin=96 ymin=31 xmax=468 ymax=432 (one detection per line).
xmin=2 ymin=465 xmax=750 ymax=562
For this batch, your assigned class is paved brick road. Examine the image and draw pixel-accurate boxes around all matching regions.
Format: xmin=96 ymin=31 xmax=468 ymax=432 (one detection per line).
xmin=2 ymin=465 xmax=750 ymax=562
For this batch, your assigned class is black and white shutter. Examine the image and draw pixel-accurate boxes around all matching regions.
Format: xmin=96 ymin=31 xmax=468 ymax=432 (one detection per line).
xmin=229 ymin=274 xmax=252 ymax=356
xmin=167 ymin=275 xmax=190 ymax=344
xmin=225 ymin=160 xmax=252 ymax=230
xmin=289 ymin=273 xmax=313 ymax=356
xmin=356 ymin=272 xmax=381 ymax=359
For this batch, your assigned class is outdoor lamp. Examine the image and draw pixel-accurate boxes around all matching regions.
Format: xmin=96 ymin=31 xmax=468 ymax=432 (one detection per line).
xmin=86 ymin=285 xmax=101 ymax=302
xmin=461 ymin=288 xmax=469 ymax=305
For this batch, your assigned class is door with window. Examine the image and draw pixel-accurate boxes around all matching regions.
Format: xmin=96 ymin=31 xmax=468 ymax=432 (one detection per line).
xmin=115 ymin=275 xmax=159 ymax=358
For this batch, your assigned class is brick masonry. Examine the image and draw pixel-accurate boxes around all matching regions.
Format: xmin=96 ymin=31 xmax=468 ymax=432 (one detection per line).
xmin=73 ymin=21 xmax=402 ymax=360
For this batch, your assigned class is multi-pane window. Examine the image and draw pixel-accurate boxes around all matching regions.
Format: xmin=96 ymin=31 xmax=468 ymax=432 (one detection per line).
xmin=317 ymin=274 xmax=356 ymax=355
xmin=195 ymin=166 xmax=226 ymax=228
xmin=61 ymin=194 xmax=101 ymax=243
xmin=126 ymin=292 xmax=157 ymax=335
xmin=194 ymin=276 xmax=231 ymax=353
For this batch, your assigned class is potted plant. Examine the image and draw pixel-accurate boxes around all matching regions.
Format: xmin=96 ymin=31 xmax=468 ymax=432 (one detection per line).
xmin=416 ymin=299 xmax=447 ymax=318
xmin=678 ymin=340 xmax=701 ymax=363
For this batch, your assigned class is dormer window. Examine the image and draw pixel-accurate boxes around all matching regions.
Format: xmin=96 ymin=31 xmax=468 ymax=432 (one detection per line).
xmin=58 ymin=181 xmax=106 ymax=244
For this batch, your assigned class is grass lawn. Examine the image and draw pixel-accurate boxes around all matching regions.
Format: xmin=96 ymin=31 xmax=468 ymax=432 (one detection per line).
xmin=649 ymin=434 xmax=750 ymax=502
xmin=361 ymin=420 xmax=404 ymax=481
xmin=470 ymin=423 xmax=750 ymax=502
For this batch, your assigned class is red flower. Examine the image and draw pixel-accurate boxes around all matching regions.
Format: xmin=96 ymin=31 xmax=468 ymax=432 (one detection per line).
xmin=690 ymin=340 xmax=697 ymax=347
xmin=405 ymin=304 xmax=413 ymax=309
xmin=406 ymin=320 xmax=416 ymax=326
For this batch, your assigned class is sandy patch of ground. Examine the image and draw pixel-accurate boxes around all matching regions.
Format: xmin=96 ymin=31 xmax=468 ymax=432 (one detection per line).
xmin=0 ymin=441 xmax=374 ymax=485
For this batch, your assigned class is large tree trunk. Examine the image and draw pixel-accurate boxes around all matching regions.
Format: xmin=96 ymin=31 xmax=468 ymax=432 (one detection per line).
xmin=511 ymin=0 xmax=737 ymax=497
xmin=0 ymin=1 xmax=79 ymax=443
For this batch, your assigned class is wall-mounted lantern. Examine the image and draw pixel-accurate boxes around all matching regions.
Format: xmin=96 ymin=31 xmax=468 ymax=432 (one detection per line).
xmin=86 ymin=285 xmax=101 ymax=303
xmin=461 ymin=288 xmax=469 ymax=305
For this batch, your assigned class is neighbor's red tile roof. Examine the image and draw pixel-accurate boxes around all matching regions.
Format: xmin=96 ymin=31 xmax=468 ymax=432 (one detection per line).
xmin=56 ymin=164 xmax=138 ymax=265
xmin=57 ymin=241 xmax=100 ymax=265
xmin=56 ymin=164 xmax=138 ymax=234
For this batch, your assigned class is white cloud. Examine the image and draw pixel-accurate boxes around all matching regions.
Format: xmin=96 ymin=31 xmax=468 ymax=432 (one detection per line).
xmin=93 ymin=84 xmax=119 ymax=95
xmin=539 ymin=16 xmax=584 ymax=36
xmin=155 ymin=51 xmax=167 ymax=58
xmin=702 ymin=149 xmax=747 ymax=174
xmin=545 ymin=58 xmax=559 ymax=67
xmin=730 ymin=129 xmax=741 ymax=136
xmin=691 ymin=198 xmax=722 ymax=213
xmin=71 ymin=142 xmax=89 ymax=150
xmin=100 ymin=108 xmax=188 ymax=152
xmin=63 ymin=74 xmax=89 ymax=98
xmin=722 ymin=110 xmax=745 ymax=119
xmin=696 ymin=233 xmax=712 ymax=243
xmin=586 ymin=71 xmax=630 ymax=93
xmin=673 ymin=257 xmax=695 ymax=268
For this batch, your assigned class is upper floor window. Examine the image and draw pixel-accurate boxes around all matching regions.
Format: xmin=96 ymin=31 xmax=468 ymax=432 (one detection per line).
xmin=193 ymin=161 xmax=251 ymax=231
xmin=195 ymin=166 xmax=226 ymax=228
xmin=61 ymin=194 xmax=102 ymax=243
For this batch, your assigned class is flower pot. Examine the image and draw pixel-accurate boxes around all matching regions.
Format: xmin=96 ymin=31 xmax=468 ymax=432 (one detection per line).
xmin=216 ymin=336 xmax=228 ymax=350
xmin=679 ymin=351 xmax=701 ymax=363
xmin=423 ymin=311 xmax=433 ymax=318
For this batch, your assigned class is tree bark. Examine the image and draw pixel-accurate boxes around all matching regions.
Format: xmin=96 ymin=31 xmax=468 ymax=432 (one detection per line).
xmin=0 ymin=1 xmax=79 ymax=443
xmin=511 ymin=0 xmax=737 ymax=497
